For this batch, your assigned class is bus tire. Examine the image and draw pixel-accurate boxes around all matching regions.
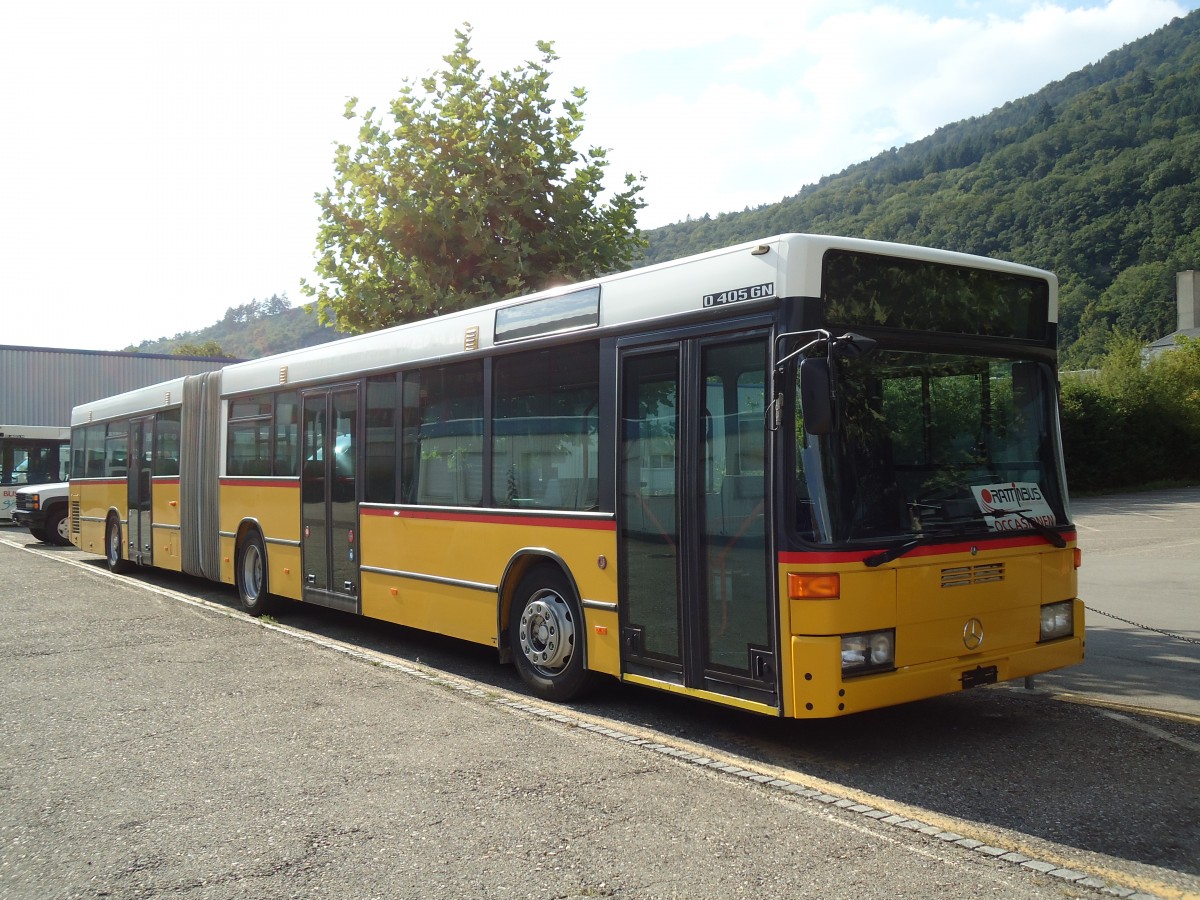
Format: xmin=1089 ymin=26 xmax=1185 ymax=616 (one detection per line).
xmin=105 ymin=517 xmax=129 ymax=573
xmin=509 ymin=567 xmax=594 ymax=702
xmin=236 ymin=530 xmax=274 ymax=617
xmin=47 ymin=507 xmax=71 ymax=546
xmin=29 ymin=527 xmax=47 ymax=542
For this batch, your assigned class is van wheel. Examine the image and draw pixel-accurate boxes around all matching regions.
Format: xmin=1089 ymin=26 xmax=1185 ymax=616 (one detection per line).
xmin=509 ymin=567 xmax=594 ymax=702
xmin=47 ymin=507 xmax=71 ymax=546
xmin=236 ymin=531 xmax=274 ymax=616
xmin=105 ymin=518 xmax=129 ymax=573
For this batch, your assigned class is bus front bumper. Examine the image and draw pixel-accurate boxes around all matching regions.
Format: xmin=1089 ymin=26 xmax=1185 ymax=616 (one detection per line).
xmin=789 ymin=623 xmax=1085 ymax=717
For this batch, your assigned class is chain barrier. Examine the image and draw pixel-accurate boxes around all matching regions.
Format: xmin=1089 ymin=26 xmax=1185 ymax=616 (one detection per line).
xmin=1085 ymin=604 xmax=1200 ymax=645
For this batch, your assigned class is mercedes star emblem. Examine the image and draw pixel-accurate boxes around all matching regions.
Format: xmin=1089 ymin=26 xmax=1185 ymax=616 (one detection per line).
xmin=963 ymin=617 xmax=985 ymax=650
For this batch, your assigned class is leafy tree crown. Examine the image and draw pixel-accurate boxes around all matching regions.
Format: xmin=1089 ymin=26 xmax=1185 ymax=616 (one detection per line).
xmin=303 ymin=24 xmax=646 ymax=333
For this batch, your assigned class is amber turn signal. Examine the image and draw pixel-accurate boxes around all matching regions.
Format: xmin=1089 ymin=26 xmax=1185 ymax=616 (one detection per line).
xmin=788 ymin=573 xmax=840 ymax=599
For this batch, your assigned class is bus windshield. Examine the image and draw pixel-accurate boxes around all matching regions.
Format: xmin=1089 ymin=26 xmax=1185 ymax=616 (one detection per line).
xmin=794 ymin=350 xmax=1070 ymax=547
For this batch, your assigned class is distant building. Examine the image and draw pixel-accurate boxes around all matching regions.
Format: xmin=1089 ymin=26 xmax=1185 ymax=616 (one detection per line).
xmin=1 ymin=345 xmax=233 ymax=519
xmin=1145 ymin=271 xmax=1200 ymax=359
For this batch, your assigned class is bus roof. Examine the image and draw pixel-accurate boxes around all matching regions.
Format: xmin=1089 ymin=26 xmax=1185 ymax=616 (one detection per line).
xmin=70 ymin=377 xmax=189 ymax=427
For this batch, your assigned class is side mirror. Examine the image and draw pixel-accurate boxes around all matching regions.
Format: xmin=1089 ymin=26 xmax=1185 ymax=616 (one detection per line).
xmin=799 ymin=357 xmax=833 ymax=436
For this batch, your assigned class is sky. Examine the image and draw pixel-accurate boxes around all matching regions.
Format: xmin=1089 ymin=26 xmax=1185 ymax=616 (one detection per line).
xmin=3 ymin=0 xmax=1196 ymax=352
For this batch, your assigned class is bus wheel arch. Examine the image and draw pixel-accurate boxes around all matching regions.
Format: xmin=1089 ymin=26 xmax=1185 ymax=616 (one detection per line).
xmin=234 ymin=522 xmax=273 ymax=617
xmin=501 ymin=553 xmax=594 ymax=702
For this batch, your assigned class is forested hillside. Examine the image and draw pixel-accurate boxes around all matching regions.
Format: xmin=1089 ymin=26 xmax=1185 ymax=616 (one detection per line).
xmin=126 ymin=295 xmax=338 ymax=358
xmin=643 ymin=10 xmax=1200 ymax=368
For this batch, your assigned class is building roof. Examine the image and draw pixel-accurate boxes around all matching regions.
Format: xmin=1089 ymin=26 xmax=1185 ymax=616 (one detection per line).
xmin=1 ymin=345 xmax=234 ymax=428
xmin=1146 ymin=327 xmax=1200 ymax=350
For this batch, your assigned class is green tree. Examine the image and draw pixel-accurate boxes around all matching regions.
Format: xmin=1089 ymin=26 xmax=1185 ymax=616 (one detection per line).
xmin=304 ymin=24 xmax=646 ymax=334
xmin=171 ymin=340 xmax=234 ymax=358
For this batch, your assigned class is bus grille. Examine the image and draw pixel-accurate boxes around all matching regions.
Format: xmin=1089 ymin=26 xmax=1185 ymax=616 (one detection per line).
xmin=70 ymin=501 xmax=81 ymax=534
xmin=941 ymin=562 xmax=1005 ymax=588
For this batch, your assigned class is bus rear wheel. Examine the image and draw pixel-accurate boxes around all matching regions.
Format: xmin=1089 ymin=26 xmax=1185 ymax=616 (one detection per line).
xmin=509 ymin=567 xmax=594 ymax=702
xmin=236 ymin=531 xmax=274 ymax=617
xmin=105 ymin=518 xmax=129 ymax=573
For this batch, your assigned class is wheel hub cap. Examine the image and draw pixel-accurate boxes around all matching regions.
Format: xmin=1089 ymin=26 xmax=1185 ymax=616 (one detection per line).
xmin=518 ymin=590 xmax=574 ymax=671
xmin=243 ymin=548 xmax=262 ymax=598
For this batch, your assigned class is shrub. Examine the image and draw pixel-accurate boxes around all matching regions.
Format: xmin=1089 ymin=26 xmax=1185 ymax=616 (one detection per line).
xmin=1059 ymin=335 xmax=1200 ymax=492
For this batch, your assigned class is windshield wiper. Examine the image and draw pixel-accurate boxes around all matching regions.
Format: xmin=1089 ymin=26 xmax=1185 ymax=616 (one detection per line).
xmin=862 ymin=525 xmax=964 ymax=567
xmin=988 ymin=508 xmax=1067 ymax=548
xmin=864 ymin=538 xmax=922 ymax=568
xmin=863 ymin=509 xmax=1066 ymax=566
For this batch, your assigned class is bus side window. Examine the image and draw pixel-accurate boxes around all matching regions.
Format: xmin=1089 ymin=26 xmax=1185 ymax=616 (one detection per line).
xmin=408 ymin=362 xmax=483 ymax=507
xmin=71 ymin=427 xmax=86 ymax=479
xmin=492 ymin=342 xmax=599 ymax=511
xmin=400 ymin=374 xmax=420 ymax=504
xmin=227 ymin=393 xmax=273 ymax=477
xmin=274 ymin=391 xmax=299 ymax=477
xmin=84 ymin=423 xmax=106 ymax=477
xmin=155 ymin=408 xmax=182 ymax=476
xmin=104 ymin=422 xmax=129 ymax=478
xmin=365 ymin=375 xmax=397 ymax=503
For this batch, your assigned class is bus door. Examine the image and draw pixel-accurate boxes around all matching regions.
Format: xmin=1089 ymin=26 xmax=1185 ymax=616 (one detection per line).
xmin=618 ymin=332 xmax=778 ymax=708
xmin=126 ymin=417 xmax=154 ymax=566
xmin=301 ymin=386 xmax=360 ymax=613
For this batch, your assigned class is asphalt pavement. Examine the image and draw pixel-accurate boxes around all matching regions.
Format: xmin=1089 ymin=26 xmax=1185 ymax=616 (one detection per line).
xmin=1035 ymin=486 xmax=1200 ymax=719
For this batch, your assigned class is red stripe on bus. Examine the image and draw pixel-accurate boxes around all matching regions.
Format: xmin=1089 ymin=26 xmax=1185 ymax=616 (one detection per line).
xmin=72 ymin=476 xmax=180 ymax=484
xmin=778 ymin=532 xmax=1077 ymax=565
xmin=361 ymin=507 xmax=616 ymax=531
xmin=218 ymin=479 xmax=299 ymax=488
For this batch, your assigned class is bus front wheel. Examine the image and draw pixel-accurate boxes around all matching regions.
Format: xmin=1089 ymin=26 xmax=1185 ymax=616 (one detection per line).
xmin=236 ymin=531 xmax=274 ymax=617
xmin=509 ymin=567 xmax=593 ymax=703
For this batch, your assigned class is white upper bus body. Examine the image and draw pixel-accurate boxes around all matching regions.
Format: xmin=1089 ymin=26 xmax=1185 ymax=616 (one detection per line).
xmin=70 ymin=234 xmax=1057 ymax=428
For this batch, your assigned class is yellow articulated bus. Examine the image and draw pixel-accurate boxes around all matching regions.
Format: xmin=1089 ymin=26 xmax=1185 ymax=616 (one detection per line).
xmin=69 ymin=234 xmax=1083 ymax=717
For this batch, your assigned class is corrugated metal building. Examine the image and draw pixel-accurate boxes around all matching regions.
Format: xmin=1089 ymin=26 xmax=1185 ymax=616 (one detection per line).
xmin=2 ymin=346 xmax=236 ymax=517
xmin=1 ymin=344 xmax=234 ymax=428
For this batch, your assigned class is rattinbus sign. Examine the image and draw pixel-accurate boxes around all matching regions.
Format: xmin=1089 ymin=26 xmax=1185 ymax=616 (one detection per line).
xmin=971 ymin=482 xmax=1056 ymax=531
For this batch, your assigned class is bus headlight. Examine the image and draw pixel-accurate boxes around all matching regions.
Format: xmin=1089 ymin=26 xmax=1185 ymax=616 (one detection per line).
xmin=841 ymin=629 xmax=895 ymax=675
xmin=1039 ymin=601 xmax=1074 ymax=641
